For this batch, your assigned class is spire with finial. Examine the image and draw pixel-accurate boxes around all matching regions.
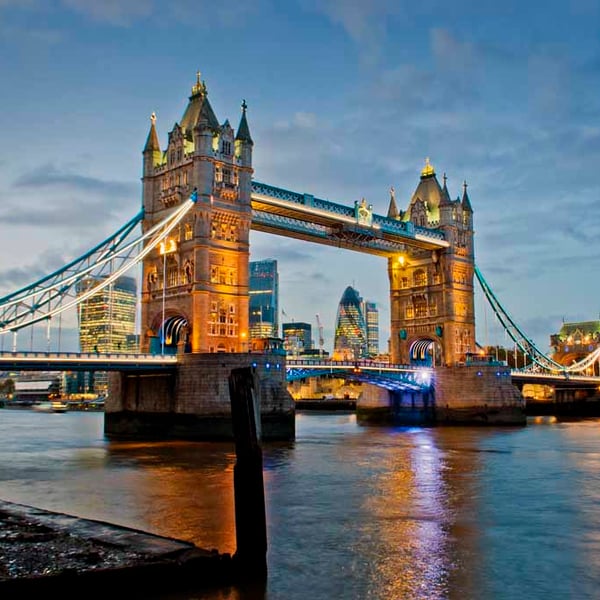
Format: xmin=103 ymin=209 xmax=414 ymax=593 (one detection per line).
xmin=461 ymin=179 xmax=473 ymax=213
xmin=440 ymin=171 xmax=452 ymax=206
xmin=387 ymin=185 xmax=400 ymax=219
xmin=143 ymin=111 xmax=161 ymax=153
xmin=421 ymin=156 xmax=435 ymax=178
xmin=191 ymin=70 xmax=205 ymax=96
xmin=235 ymin=98 xmax=253 ymax=144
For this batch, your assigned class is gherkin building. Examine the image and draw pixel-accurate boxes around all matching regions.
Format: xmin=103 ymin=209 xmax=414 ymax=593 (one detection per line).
xmin=334 ymin=286 xmax=368 ymax=360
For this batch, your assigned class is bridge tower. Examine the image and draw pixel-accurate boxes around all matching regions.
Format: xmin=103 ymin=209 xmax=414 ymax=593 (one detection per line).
xmin=387 ymin=160 xmax=475 ymax=366
xmin=140 ymin=74 xmax=254 ymax=354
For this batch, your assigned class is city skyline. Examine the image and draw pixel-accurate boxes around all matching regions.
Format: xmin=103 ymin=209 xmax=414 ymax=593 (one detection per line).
xmin=0 ymin=2 xmax=599 ymax=353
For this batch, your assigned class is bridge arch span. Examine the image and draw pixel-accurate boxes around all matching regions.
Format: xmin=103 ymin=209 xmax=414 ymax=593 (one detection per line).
xmin=149 ymin=310 xmax=191 ymax=354
xmin=408 ymin=336 xmax=442 ymax=367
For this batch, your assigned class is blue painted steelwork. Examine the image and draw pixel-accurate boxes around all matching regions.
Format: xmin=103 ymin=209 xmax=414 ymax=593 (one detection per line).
xmin=0 ymin=195 xmax=196 ymax=335
xmin=286 ymin=359 xmax=432 ymax=392
xmin=251 ymin=180 xmax=447 ymax=250
xmin=474 ymin=265 xmax=567 ymax=372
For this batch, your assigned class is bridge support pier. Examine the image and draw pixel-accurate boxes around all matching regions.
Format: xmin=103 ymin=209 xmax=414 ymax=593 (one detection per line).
xmin=433 ymin=363 xmax=526 ymax=425
xmin=356 ymin=363 xmax=525 ymax=426
xmin=105 ymin=353 xmax=295 ymax=441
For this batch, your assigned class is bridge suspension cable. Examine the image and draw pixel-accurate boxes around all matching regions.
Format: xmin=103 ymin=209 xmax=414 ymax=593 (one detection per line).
xmin=0 ymin=191 xmax=198 ymax=335
xmin=475 ymin=265 xmax=600 ymax=374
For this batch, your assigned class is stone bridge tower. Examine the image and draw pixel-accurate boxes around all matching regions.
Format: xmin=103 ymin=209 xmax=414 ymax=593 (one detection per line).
xmin=387 ymin=159 xmax=475 ymax=366
xmin=139 ymin=74 xmax=254 ymax=354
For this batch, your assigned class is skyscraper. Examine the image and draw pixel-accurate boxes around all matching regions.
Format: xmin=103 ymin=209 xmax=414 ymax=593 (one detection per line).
xmin=249 ymin=259 xmax=279 ymax=339
xmin=77 ymin=275 xmax=138 ymax=353
xmin=333 ymin=286 xmax=368 ymax=360
xmin=282 ymin=322 xmax=312 ymax=355
xmin=77 ymin=275 xmax=138 ymax=394
xmin=364 ymin=301 xmax=379 ymax=356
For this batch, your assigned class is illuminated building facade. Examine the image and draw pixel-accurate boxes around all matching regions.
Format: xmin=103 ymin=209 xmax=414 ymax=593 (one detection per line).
xmin=387 ymin=159 xmax=475 ymax=365
xmin=249 ymin=259 xmax=279 ymax=339
xmin=139 ymin=74 xmax=253 ymax=353
xmin=282 ymin=322 xmax=312 ymax=356
xmin=77 ymin=275 xmax=138 ymax=392
xmin=364 ymin=301 xmax=379 ymax=356
xmin=333 ymin=286 xmax=368 ymax=360
xmin=550 ymin=321 xmax=600 ymax=375
xmin=77 ymin=275 xmax=138 ymax=353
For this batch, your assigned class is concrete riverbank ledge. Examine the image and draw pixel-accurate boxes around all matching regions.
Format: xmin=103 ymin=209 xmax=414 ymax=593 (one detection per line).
xmin=0 ymin=500 xmax=237 ymax=598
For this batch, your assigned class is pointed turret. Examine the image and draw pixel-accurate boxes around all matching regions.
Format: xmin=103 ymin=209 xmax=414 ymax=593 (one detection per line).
xmin=143 ymin=112 xmax=161 ymax=153
xmin=180 ymin=71 xmax=220 ymax=136
xmin=461 ymin=180 xmax=473 ymax=213
xmin=440 ymin=173 xmax=452 ymax=206
xmin=235 ymin=99 xmax=253 ymax=145
xmin=387 ymin=186 xmax=400 ymax=219
xmin=404 ymin=157 xmax=444 ymax=224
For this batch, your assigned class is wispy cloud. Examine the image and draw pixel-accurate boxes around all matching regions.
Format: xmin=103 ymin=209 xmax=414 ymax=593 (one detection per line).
xmin=60 ymin=0 xmax=153 ymax=26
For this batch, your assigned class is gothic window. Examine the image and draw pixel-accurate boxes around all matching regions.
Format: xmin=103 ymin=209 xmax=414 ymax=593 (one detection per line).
xmin=223 ymin=169 xmax=231 ymax=185
xmin=429 ymin=299 xmax=437 ymax=316
xmin=167 ymin=264 xmax=178 ymax=287
xmin=401 ymin=276 xmax=409 ymax=289
xmin=222 ymin=141 xmax=232 ymax=155
xmin=184 ymin=222 xmax=193 ymax=241
xmin=405 ymin=304 xmax=414 ymax=319
xmin=183 ymin=170 xmax=188 ymax=185
xmin=432 ymin=271 xmax=441 ymax=285
xmin=414 ymin=296 xmax=427 ymax=318
xmin=413 ymin=269 xmax=427 ymax=287
xmin=210 ymin=266 xmax=218 ymax=283
xmin=211 ymin=221 xmax=217 ymax=239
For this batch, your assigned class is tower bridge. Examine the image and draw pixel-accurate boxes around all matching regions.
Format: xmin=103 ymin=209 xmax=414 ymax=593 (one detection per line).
xmin=0 ymin=74 xmax=597 ymax=438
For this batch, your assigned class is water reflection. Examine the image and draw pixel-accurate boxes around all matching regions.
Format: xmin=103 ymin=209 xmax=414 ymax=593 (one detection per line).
xmin=2 ymin=410 xmax=600 ymax=599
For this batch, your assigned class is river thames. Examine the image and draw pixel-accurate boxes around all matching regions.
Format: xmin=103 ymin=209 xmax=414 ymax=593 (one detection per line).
xmin=1 ymin=408 xmax=599 ymax=599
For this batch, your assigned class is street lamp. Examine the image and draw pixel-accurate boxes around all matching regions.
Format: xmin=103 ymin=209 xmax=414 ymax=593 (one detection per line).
xmin=158 ymin=237 xmax=177 ymax=355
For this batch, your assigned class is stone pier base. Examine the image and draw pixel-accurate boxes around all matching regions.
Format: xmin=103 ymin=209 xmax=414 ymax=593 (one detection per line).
xmin=433 ymin=363 xmax=526 ymax=425
xmin=105 ymin=353 xmax=295 ymax=441
xmin=356 ymin=363 xmax=526 ymax=426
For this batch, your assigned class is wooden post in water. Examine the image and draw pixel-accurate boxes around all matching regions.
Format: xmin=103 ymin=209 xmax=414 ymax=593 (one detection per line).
xmin=228 ymin=366 xmax=267 ymax=579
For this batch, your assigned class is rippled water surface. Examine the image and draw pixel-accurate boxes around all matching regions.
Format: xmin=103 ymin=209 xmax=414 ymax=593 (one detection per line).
xmin=1 ymin=409 xmax=600 ymax=599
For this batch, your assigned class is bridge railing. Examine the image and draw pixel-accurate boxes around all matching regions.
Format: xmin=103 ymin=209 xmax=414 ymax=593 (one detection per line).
xmin=286 ymin=358 xmax=429 ymax=372
xmin=0 ymin=351 xmax=178 ymax=362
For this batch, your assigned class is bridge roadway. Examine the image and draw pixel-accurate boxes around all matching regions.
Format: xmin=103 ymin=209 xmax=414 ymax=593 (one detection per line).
xmin=0 ymin=351 xmax=177 ymax=372
xmin=1 ymin=352 xmax=598 ymax=390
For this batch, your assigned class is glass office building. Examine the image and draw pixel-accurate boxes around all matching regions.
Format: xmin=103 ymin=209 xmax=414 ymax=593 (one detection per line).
xmin=77 ymin=275 xmax=138 ymax=394
xmin=282 ymin=322 xmax=312 ymax=355
xmin=364 ymin=301 xmax=379 ymax=356
xmin=333 ymin=286 xmax=368 ymax=360
xmin=249 ymin=259 xmax=279 ymax=340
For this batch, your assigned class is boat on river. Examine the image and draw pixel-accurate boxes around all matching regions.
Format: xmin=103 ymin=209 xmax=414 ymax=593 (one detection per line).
xmin=33 ymin=401 xmax=69 ymax=413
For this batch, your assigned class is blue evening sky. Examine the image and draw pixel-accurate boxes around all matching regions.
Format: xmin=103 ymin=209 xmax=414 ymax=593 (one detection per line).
xmin=0 ymin=0 xmax=599 ymax=353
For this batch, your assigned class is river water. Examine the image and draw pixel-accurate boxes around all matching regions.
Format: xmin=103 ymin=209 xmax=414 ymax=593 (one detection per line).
xmin=1 ymin=409 xmax=599 ymax=599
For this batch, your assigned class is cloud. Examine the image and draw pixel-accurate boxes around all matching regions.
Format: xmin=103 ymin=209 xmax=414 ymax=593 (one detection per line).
xmin=60 ymin=0 xmax=153 ymax=26
xmin=4 ymin=164 xmax=136 ymax=229
xmin=300 ymin=0 xmax=405 ymax=64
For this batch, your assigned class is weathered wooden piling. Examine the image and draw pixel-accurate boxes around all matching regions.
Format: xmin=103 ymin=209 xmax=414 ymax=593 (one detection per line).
xmin=228 ymin=367 xmax=268 ymax=579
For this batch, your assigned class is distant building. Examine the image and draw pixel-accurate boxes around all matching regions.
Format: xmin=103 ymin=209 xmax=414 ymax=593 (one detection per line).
xmin=249 ymin=259 xmax=279 ymax=340
xmin=363 ymin=301 xmax=379 ymax=356
xmin=333 ymin=286 xmax=368 ymax=360
xmin=550 ymin=320 xmax=600 ymax=375
xmin=282 ymin=322 xmax=312 ymax=356
xmin=77 ymin=275 xmax=138 ymax=353
xmin=77 ymin=275 xmax=138 ymax=393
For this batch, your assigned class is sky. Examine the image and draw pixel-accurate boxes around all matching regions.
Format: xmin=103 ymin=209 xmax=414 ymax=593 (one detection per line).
xmin=0 ymin=0 xmax=599 ymax=355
